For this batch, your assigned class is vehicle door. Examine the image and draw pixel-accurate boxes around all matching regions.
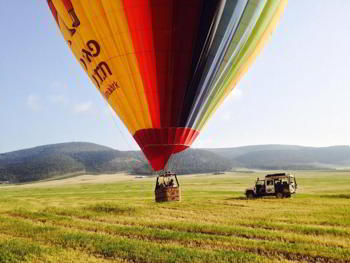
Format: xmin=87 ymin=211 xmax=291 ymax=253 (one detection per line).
xmin=266 ymin=179 xmax=275 ymax=194
xmin=255 ymin=180 xmax=265 ymax=194
xmin=289 ymin=177 xmax=296 ymax=193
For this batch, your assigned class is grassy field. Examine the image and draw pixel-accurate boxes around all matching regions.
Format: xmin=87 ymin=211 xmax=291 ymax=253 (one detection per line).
xmin=0 ymin=171 xmax=349 ymax=263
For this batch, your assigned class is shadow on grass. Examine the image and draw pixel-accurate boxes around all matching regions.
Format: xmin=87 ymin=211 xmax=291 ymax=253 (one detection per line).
xmin=225 ymin=197 xmax=248 ymax=200
xmin=320 ymin=194 xmax=350 ymax=199
xmin=85 ymin=202 xmax=138 ymax=215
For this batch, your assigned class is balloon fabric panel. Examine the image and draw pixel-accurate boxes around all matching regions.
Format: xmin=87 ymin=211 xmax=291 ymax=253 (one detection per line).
xmin=195 ymin=0 xmax=268 ymax=130
xmin=196 ymin=0 xmax=288 ymax=130
xmin=184 ymin=0 xmax=249 ymax=128
xmin=47 ymin=0 xmax=287 ymax=171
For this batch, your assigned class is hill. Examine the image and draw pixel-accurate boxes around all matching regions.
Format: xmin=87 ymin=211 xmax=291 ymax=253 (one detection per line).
xmin=1 ymin=142 xmax=350 ymax=183
xmin=0 ymin=142 xmax=231 ymax=183
xmin=132 ymin=149 xmax=232 ymax=175
xmin=206 ymin=145 xmax=305 ymax=159
xmin=0 ymin=142 xmax=142 ymax=183
xmin=206 ymin=145 xmax=350 ymax=170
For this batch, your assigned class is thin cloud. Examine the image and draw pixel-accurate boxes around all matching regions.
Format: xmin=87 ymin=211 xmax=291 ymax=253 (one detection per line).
xmin=27 ymin=95 xmax=41 ymax=111
xmin=102 ymin=105 xmax=114 ymax=116
xmin=72 ymin=101 xmax=93 ymax=114
xmin=50 ymin=81 xmax=68 ymax=90
xmin=222 ymin=112 xmax=232 ymax=121
xmin=47 ymin=94 xmax=69 ymax=105
xmin=214 ymin=88 xmax=243 ymax=121
xmin=225 ymin=88 xmax=243 ymax=102
xmin=193 ymin=138 xmax=215 ymax=148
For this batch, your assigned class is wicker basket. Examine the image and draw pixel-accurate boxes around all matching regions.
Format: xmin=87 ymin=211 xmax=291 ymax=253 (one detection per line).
xmin=154 ymin=173 xmax=181 ymax=202
xmin=155 ymin=187 xmax=181 ymax=202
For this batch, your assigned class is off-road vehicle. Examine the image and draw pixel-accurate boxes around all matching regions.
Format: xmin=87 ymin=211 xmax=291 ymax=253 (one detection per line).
xmin=245 ymin=173 xmax=297 ymax=199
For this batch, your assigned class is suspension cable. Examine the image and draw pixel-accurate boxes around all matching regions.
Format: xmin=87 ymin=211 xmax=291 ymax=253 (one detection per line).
xmin=103 ymin=100 xmax=143 ymax=173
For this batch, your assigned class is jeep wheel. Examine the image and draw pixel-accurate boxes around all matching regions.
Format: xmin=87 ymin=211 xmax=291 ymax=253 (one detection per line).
xmin=246 ymin=192 xmax=255 ymax=199
xmin=276 ymin=192 xmax=284 ymax=199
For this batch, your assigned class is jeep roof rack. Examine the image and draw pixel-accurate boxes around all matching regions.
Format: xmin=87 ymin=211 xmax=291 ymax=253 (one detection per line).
xmin=266 ymin=173 xmax=287 ymax=177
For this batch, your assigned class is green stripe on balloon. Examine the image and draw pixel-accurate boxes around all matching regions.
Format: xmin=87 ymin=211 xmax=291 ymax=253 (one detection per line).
xmin=196 ymin=0 xmax=282 ymax=131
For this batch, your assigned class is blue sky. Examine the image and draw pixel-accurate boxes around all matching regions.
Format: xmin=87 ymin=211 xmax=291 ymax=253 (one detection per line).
xmin=0 ymin=1 xmax=349 ymax=153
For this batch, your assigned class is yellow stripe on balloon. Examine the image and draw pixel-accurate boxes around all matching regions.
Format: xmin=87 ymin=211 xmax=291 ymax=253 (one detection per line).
xmin=52 ymin=0 xmax=152 ymax=134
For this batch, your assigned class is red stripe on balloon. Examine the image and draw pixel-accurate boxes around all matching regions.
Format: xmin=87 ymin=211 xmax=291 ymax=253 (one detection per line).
xmin=134 ymin=128 xmax=199 ymax=171
xmin=122 ymin=0 xmax=203 ymax=128
xmin=168 ymin=1 xmax=202 ymax=126
xmin=122 ymin=0 xmax=161 ymax=128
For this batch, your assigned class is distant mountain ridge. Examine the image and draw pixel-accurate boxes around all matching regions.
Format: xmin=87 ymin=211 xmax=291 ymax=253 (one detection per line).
xmin=0 ymin=142 xmax=232 ymax=183
xmin=0 ymin=142 xmax=141 ymax=183
xmin=207 ymin=145 xmax=350 ymax=170
xmin=1 ymin=142 xmax=350 ymax=183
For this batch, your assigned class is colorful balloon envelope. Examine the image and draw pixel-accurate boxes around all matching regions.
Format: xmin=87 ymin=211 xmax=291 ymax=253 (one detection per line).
xmin=47 ymin=0 xmax=287 ymax=171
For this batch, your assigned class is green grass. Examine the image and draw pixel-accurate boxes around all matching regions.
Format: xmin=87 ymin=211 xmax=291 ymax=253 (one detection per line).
xmin=0 ymin=171 xmax=350 ymax=262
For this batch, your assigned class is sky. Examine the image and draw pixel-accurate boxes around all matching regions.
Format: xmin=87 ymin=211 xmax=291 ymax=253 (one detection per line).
xmin=0 ymin=1 xmax=349 ymax=153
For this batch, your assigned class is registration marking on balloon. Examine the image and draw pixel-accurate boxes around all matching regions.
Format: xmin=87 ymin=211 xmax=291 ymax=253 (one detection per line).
xmin=78 ymin=39 xmax=119 ymax=99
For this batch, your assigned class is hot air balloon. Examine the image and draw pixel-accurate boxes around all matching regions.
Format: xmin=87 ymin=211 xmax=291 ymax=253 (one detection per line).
xmin=47 ymin=0 xmax=287 ymax=200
